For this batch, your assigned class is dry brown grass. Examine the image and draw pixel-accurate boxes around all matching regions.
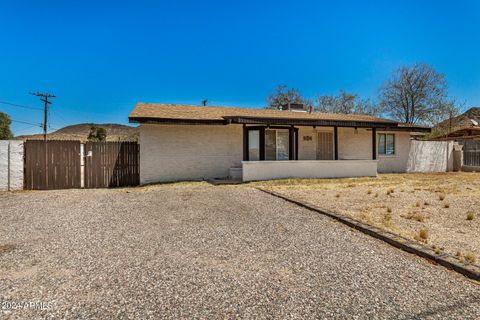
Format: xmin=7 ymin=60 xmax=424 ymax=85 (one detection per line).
xmin=258 ymin=173 xmax=480 ymax=262
xmin=402 ymin=211 xmax=426 ymax=223
xmin=464 ymin=253 xmax=477 ymax=264
xmin=414 ymin=228 xmax=429 ymax=243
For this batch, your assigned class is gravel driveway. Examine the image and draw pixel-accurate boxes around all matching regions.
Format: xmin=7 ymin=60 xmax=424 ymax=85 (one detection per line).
xmin=0 ymin=184 xmax=479 ymax=319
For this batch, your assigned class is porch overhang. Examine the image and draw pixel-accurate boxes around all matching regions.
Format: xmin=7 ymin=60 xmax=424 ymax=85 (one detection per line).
xmin=224 ymin=116 xmax=397 ymax=128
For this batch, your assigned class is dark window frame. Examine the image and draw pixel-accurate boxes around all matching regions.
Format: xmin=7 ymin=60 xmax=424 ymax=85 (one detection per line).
xmin=377 ymin=133 xmax=395 ymax=155
xmin=243 ymin=126 xmax=298 ymax=161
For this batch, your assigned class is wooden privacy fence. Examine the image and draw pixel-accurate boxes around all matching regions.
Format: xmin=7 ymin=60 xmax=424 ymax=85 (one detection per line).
xmin=84 ymin=142 xmax=139 ymax=188
xmin=24 ymin=140 xmax=81 ymax=190
xmin=24 ymin=140 xmax=139 ymax=190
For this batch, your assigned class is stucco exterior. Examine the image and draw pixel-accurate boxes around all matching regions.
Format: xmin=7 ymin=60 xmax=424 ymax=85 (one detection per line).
xmin=139 ymin=124 xmax=414 ymax=183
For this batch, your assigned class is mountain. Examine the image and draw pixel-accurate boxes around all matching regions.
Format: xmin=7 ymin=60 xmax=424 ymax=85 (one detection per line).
xmin=435 ymin=107 xmax=480 ymax=132
xmin=16 ymin=123 xmax=139 ymax=142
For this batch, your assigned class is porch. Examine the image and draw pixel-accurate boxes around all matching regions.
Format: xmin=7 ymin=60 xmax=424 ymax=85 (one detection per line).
xmin=238 ymin=123 xmax=381 ymax=181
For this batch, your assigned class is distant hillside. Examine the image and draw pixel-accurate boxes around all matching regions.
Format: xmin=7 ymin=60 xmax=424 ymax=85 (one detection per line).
xmin=16 ymin=123 xmax=139 ymax=142
xmin=436 ymin=107 xmax=480 ymax=132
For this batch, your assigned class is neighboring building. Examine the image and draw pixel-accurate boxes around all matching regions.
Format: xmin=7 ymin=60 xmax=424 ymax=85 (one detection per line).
xmin=129 ymin=103 xmax=430 ymax=183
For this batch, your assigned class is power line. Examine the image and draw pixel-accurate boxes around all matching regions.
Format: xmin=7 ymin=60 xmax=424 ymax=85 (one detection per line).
xmin=0 ymin=100 xmax=43 ymax=111
xmin=11 ymin=119 xmax=43 ymax=127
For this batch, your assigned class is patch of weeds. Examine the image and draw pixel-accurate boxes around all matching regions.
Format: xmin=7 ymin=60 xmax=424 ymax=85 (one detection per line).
xmin=387 ymin=207 xmax=392 ymax=213
xmin=431 ymin=245 xmax=443 ymax=254
xmin=419 ymin=228 xmax=428 ymax=239
xmin=335 ymin=193 xmax=341 ymax=198
xmin=367 ymin=189 xmax=372 ymax=195
xmin=464 ymin=253 xmax=476 ymax=264
xmin=444 ymin=203 xmax=450 ymax=208
xmin=414 ymin=228 xmax=429 ymax=243
xmin=438 ymin=193 xmax=445 ymax=201
xmin=374 ymin=193 xmax=378 ymax=198
xmin=415 ymin=201 xmax=422 ymax=207
xmin=381 ymin=212 xmax=392 ymax=226
xmin=402 ymin=211 xmax=426 ymax=223
xmin=423 ymin=201 xmax=430 ymax=206
xmin=466 ymin=212 xmax=475 ymax=221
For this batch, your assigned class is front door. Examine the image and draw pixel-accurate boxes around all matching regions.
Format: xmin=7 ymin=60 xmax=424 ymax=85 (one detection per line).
xmin=317 ymin=131 xmax=334 ymax=160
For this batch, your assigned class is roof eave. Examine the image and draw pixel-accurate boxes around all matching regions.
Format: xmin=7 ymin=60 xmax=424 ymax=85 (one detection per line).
xmin=129 ymin=117 xmax=226 ymax=125
xmin=224 ymin=116 xmax=399 ymax=128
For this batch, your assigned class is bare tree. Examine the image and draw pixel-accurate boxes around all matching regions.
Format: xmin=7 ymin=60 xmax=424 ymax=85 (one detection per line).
xmin=266 ymin=85 xmax=306 ymax=110
xmin=379 ymin=63 xmax=457 ymax=125
xmin=315 ymin=91 xmax=381 ymax=116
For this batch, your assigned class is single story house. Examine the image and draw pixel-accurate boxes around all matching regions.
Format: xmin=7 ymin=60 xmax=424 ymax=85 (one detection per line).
xmin=129 ymin=103 xmax=430 ymax=183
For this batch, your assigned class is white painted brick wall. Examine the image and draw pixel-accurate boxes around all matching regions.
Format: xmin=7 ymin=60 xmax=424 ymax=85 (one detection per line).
xmin=0 ymin=140 xmax=24 ymax=191
xmin=140 ymin=125 xmax=414 ymax=183
xmin=377 ymin=131 xmax=411 ymax=173
xmin=140 ymin=124 xmax=243 ymax=183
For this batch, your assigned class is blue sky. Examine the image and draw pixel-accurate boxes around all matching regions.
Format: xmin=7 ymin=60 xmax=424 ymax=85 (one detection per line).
xmin=1 ymin=0 xmax=479 ymax=135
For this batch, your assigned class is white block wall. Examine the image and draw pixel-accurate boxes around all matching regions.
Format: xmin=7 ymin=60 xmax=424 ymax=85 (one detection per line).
xmin=139 ymin=124 xmax=243 ymax=184
xmin=0 ymin=140 xmax=24 ymax=191
xmin=242 ymin=160 xmax=378 ymax=181
xmin=297 ymin=127 xmax=412 ymax=173
xmin=377 ymin=131 xmax=412 ymax=173
xmin=140 ymin=124 xmax=416 ymax=183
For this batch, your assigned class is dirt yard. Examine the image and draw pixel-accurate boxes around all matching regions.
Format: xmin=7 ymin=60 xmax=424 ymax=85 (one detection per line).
xmin=1 ymin=183 xmax=479 ymax=318
xmin=253 ymin=173 xmax=480 ymax=266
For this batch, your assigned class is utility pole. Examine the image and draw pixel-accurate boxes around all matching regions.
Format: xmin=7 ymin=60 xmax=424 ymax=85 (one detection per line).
xmin=30 ymin=92 xmax=55 ymax=189
xmin=30 ymin=92 xmax=56 ymax=141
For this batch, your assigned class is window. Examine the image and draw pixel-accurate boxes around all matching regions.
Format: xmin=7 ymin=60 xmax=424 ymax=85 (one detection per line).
xmin=265 ymin=129 xmax=289 ymax=160
xmin=248 ymin=130 xmax=260 ymax=161
xmin=378 ymin=133 xmax=395 ymax=155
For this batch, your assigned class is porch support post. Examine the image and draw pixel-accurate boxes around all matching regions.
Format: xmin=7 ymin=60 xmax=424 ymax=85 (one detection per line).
xmin=289 ymin=126 xmax=295 ymax=160
xmin=333 ymin=126 xmax=339 ymax=160
xmin=372 ymin=127 xmax=377 ymax=160
xmin=243 ymin=124 xmax=248 ymax=161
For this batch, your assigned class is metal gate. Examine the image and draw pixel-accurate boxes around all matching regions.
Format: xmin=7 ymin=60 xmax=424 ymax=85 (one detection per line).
xmin=24 ymin=140 xmax=81 ymax=190
xmin=84 ymin=142 xmax=139 ymax=188
xmin=460 ymin=140 xmax=480 ymax=166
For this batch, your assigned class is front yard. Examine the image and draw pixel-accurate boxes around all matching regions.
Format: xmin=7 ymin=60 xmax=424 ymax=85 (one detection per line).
xmin=1 ymin=183 xmax=479 ymax=318
xmin=253 ymin=172 xmax=480 ymax=265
